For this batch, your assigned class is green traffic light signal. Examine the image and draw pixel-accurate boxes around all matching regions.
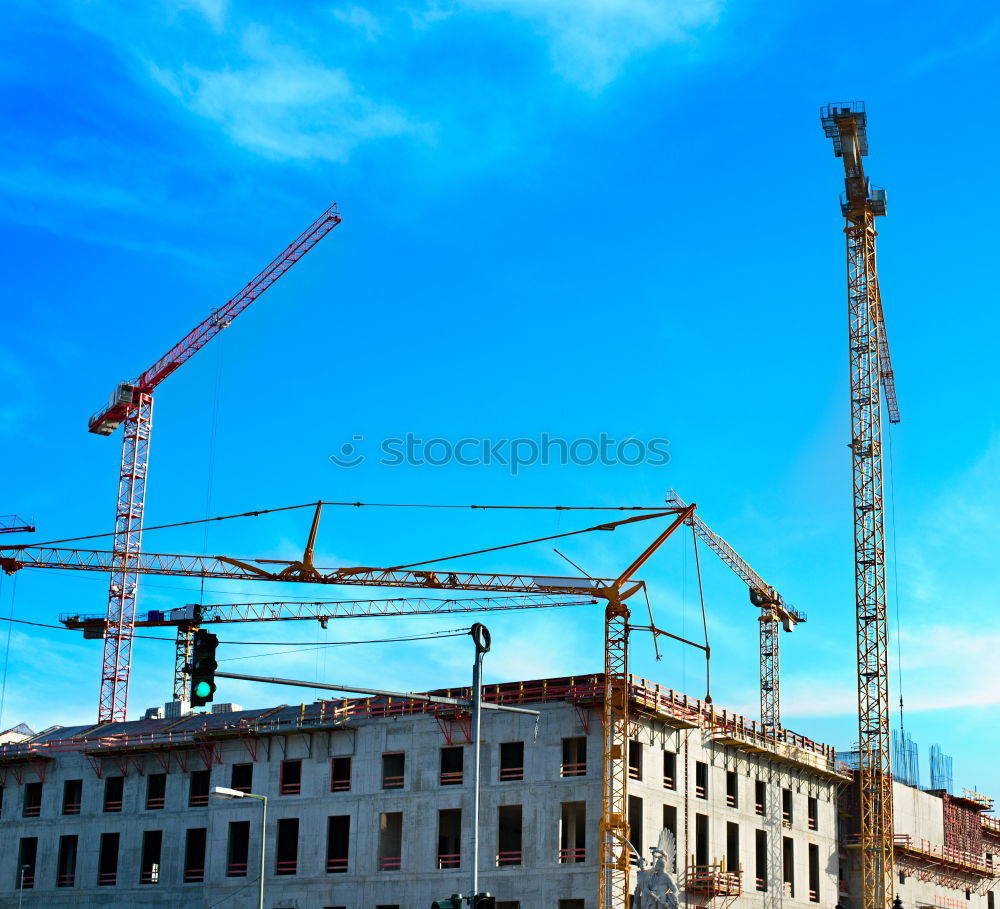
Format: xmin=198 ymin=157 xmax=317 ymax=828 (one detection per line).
xmin=190 ymin=629 xmax=219 ymax=707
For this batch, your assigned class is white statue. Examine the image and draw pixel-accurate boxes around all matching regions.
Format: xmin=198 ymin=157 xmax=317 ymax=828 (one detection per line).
xmin=634 ymin=828 xmax=679 ymax=909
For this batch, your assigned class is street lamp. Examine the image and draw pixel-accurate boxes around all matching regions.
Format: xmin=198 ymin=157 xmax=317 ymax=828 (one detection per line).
xmin=213 ymin=786 xmax=267 ymax=909
xmin=18 ymin=864 xmax=29 ymax=909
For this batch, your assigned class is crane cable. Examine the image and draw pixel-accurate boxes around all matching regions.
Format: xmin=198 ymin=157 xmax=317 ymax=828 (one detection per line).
xmin=886 ymin=422 xmax=905 ymax=737
xmin=12 ymin=502 xmax=672 ymax=549
xmin=0 ymin=573 xmax=17 ymax=730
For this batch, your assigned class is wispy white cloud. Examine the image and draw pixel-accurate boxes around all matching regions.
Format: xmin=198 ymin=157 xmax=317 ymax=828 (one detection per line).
xmin=452 ymin=0 xmax=724 ymax=91
xmin=167 ymin=0 xmax=229 ymax=31
xmin=331 ymin=4 xmax=382 ymax=39
xmin=147 ymin=26 xmax=424 ymax=162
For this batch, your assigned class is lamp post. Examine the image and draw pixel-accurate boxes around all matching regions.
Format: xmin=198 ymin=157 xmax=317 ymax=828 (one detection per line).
xmin=213 ymin=787 xmax=267 ymax=909
xmin=18 ymin=864 xmax=29 ymax=909
xmin=469 ymin=623 xmax=491 ymax=907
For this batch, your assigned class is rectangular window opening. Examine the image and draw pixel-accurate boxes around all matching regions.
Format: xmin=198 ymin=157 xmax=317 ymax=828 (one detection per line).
xmin=808 ymin=795 xmax=818 ymax=831
xmin=560 ymin=801 xmax=586 ymax=864
xmin=440 ymin=746 xmax=464 ymax=786
xmin=189 ymin=769 xmax=210 ymax=807
xmin=227 ymin=820 xmax=251 ymax=878
xmin=663 ymin=750 xmax=677 ymax=790
xmin=23 ymin=781 xmax=42 ymax=818
xmin=327 ymin=815 xmax=350 ymax=874
xmin=726 ymin=770 xmax=738 ymax=808
xmin=783 ymin=835 xmax=795 ymax=898
xmin=696 ymin=814 xmax=710 ymax=867
xmin=98 ymin=832 xmax=120 ymax=886
xmin=663 ymin=806 xmax=678 ymax=872
xmin=184 ymin=827 xmax=207 ymax=883
xmin=231 ymin=762 xmax=253 ymax=793
xmin=561 ymin=736 xmax=587 ymax=777
xmin=696 ymin=762 xmax=709 ymax=800
xmin=497 ymin=804 xmax=523 ymax=866
xmin=379 ymin=811 xmax=403 ymax=871
xmin=279 ymin=759 xmax=302 ymax=796
xmin=330 ymin=756 xmax=352 ymax=792
xmin=629 ymin=795 xmax=644 ymax=864
xmin=104 ymin=775 xmax=124 ymax=812
xmin=755 ymin=830 xmax=767 ymax=892
xmin=499 ymin=742 xmax=524 ymax=782
xmin=140 ymin=830 xmax=163 ymax=885
xmin=17 ymin=837 xmax=38 ymax=889
xmin=56 ymin=834 xmax=78 ymax=888
xmin=726 ymin=821 xmax=740 ymax=875
xmin=629 ymin=740 xmax=643 ymax=781
xmin=755 ymin=780 xmax=766 ymax=816
xmin=438 ymin=808 xmax=462 ymax=869
xmin=276 ymin=817 xmax=299 ymax=875
xmin=808 ymin=842 xmax=820 ymax=903
xmin=62 ymin=779 xmax=82 ymax=815
xmin=382 ymin=752 xmax=405 ymax=790
xmin=782 ymin=788 xmax=793 ymax=826
xmin=146 ymin=773 xmax=167 ymax=810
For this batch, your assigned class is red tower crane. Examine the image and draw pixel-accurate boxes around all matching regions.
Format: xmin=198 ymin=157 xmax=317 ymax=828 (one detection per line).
xmin=86 ymin=203 xmax=342 ymax=723
xmin=0 ymin=516 xmax=35 ymax=534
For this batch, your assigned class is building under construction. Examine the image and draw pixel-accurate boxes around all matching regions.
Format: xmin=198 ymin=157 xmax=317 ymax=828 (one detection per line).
xmin=0 ymin=674 xmax=850 ymax=908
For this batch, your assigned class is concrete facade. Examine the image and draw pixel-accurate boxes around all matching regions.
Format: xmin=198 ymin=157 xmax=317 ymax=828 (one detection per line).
xmin=0 ymin=676 xmax=850 ymax=909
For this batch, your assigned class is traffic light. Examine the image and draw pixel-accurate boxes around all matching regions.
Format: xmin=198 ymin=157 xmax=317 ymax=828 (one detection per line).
xmin=431 ymin=895 xmax=464 ymax=909
xmin=189 ymin=629 xmax=219 ymax=707
xmin=473 ymin=895 xmax=495 ymax=909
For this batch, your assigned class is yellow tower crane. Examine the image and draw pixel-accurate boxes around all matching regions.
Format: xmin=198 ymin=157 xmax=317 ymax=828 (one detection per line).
xmin=821 ymin=101 xmax=901 ymax=909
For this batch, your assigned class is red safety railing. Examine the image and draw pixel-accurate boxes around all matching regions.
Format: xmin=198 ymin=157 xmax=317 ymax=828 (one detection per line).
xmin=0 ymin=674 xmax=843 ymax=772
xmin=809 ymin=889 xmax=819 ymax=902
xmin=183 ymin=867 xmax=204 ymax=883
xmin=892 ymin=835 xmax=996 ymax=876
xmin=438 ymin=853 xmax=461 ymax=869
xmin=808 ymin=817 xmax=818 ymax=830
xmin=663 ymin=774 xmax=675 ymax=788
xmin=63 ymin=801 xmax=81 ymax=814
xmin=20 ymin=872 xmax=35 ymax=889
xmin=687 ymin=866 xmax=742 ymax=896
xmin=497 ymin=851 xmax=522 ymax=866
xmin=275 ymin=860 xmax=297 ymax=875
xmin=226 ymin=862 xmax=247 ymax=877
xmin=562 ymin=762 xmax=586 ymax=777
xmin=696 ymin=784 xmax=707 ymax=799
xmin=57 ymin=873 xmax=74 ymax=887
xmin=189 ymin=793 xmax=209 ymax=807
xmin=146 ymin=796 xmax=165 ymax=809
xmin=560 ymin=847 xmax=586 ymax=863
xmin=326 ymin=857 xmax=348 ymax=873
xmin=755 ymin=802 xmax=765 ymax=816
xmin=140 ymin=869 xmax=160 ymax=884
xmin=23 ymin=804 xmax=40 ymax=818
xmin=629 ymin=766 xmax=641 ymax=780
xmin=382 ymin=774 xmax=404 ymax=789
xmin=98 ymin=871 xmax=117 ymax=886
xmin=104 ymin=799 xmax=122 ymax=812
xmin=726 ymin=794 xmax=737 ymax=807
xmin=499 ymin=766 xmax=523 ymax=781
xmin=440 ymin=771 xmax=463 ymax=785
xmin=379 ymin=856 xmax=401 ymax=871
xmin=755 ymin=877 xmax=767 ymax=892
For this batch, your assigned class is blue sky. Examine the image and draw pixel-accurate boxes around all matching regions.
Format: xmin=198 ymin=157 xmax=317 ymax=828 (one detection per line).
xmin=1 ymin=0 xmax=999 ymax=798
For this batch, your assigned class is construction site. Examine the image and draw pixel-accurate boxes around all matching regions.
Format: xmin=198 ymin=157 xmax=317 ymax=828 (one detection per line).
xmin=0 ymin=90 xmax=997 ymax=909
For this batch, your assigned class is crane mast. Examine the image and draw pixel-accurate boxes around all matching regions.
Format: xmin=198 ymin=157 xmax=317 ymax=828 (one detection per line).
xmin=821 ymin=101 xmax=899 ymax=909
xmin=88 ymin=204 xmax=342 ymax=723
xmin=665 ymin=490 xmax=804 ymax=735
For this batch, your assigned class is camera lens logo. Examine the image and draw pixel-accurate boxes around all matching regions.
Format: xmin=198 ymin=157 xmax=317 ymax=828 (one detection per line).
xmin=329 ymin=435 xmax=366 ymax=468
